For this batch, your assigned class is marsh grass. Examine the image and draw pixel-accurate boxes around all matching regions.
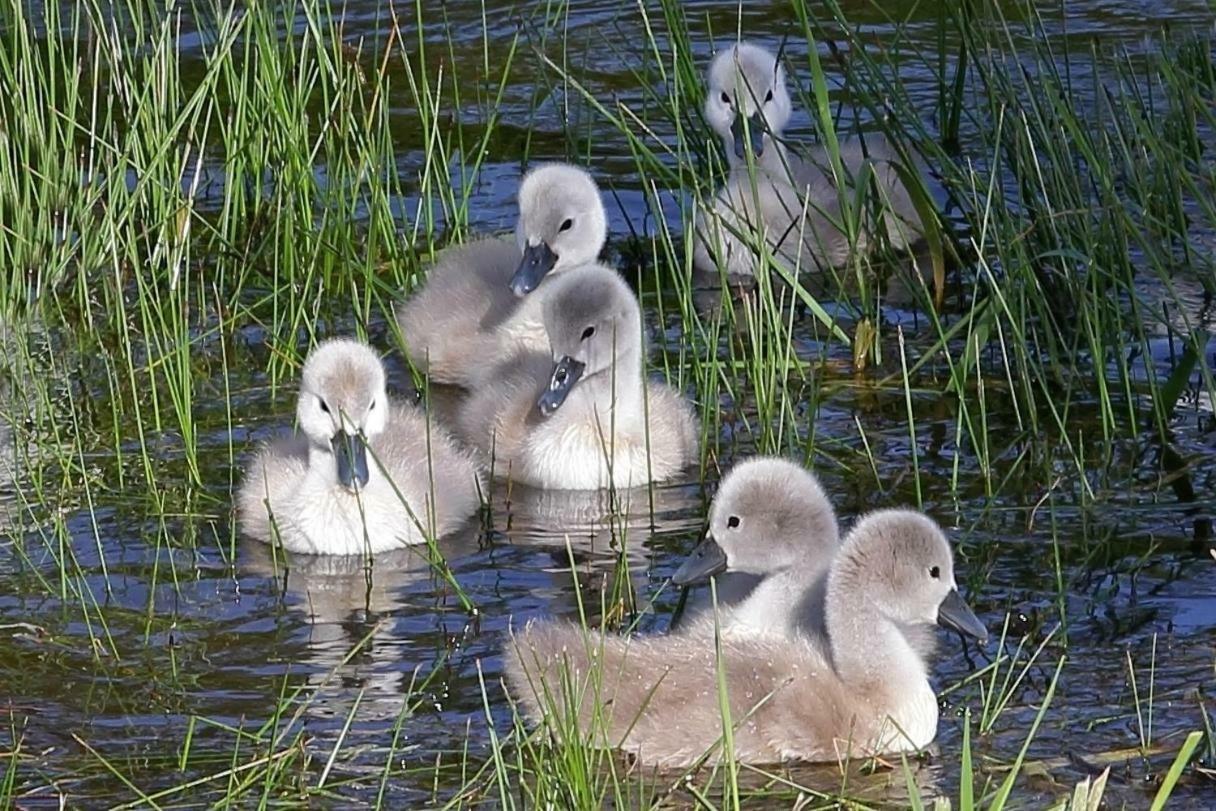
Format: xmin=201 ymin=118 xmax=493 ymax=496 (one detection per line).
xmin=0 ymin=0 xmax=1213 ymax=806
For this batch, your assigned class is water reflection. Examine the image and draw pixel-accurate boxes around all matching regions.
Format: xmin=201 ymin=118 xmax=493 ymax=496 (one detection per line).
xmin=241 ymin=533 xmax=484 ymax=732
xmin=482 ymin=481 xmax=703 ymax=624
xmin=232 ymin=474 xmax=704 ymax=739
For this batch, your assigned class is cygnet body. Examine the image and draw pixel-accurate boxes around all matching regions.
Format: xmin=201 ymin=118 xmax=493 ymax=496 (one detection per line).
xmin=238 ymin=339 xmax=483 ymax=555
xmin=673 ymin=457 xmax=840 ymax=642
xmin=693 ymin=42 xmax=924 ymax=278
xmin=396 ymin=164 xmax=608 ymax=386
xmin=506 ymin=509 xmax=986 ymax=768
xmin=455 ymin=266 xmax=698 ymax=490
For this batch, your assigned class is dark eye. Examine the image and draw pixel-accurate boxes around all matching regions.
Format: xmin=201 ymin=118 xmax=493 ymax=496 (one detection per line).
xmin=559 ymin=218 xmax=573 ymax=232
xmin=764 ymin=89 xmax=773 ymax=103
xmin=720 ymin=91 xmax=731 ymax=105
xmin=581 ymin=326 xmax=595 ymax=340
xmin=369 ymin=400 xmax=376 ymax=411
xmin=929 ymin=566 xmax=940 ymax=579
xmin=726 ymin=515 xmax=740 ymax=529
xmin=554 ymin=368 xmax=567 ymax=385
xmin=319 ymin=398 xmax=331 ymax=415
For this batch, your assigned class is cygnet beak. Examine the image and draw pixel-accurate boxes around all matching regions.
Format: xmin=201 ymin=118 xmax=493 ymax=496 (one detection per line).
xmin=672 ymin=536 xmax=729 ymax=585
xmin=536 ymin=355 xmax=585 ymax=417
xmin=332 ymin=430 xmax=370 ymax=491
xmin=510 ymin=241 xmax=558 ymax=297
xmin=730 ymin=112 xmax=766 ymax=160
xmin=936 ymin=588 xmax=988 ymax=643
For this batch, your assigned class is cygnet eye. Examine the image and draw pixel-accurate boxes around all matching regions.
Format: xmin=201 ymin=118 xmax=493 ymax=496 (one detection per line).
xmin=559 ymin=218 xmax=574 ymax=232
xmin=929 ymin=565 xmax=940 ymax=579
xmin=764 ymin=89 xmax=773 ymax=103
xmin=318 ymin=398 xmax=331 ymax=415
xmin=726 ymin=515 xmax=740 ymax=529
xmin=369 ymin=399 xmax=376 ymax=411
xmin=720 ymin=91 xmax=731 ymax=105
xmin=581 ymin=326 xmax=595 ymax=341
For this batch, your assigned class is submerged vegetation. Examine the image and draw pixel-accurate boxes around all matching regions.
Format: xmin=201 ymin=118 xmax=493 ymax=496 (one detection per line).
xmin=0 ymin=0 xmax=1213 ymax=806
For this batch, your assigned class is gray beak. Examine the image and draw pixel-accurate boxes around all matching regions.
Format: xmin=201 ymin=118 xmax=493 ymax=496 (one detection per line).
xmin=510 ymin=241 xmax=558 ymax=297
xmin=536 ymin=356 xmax=585 ymax=417
xmin=332 ymin=431 xmax=369 ymax=490
xmin=731 ymin=113 xmax=766 ymax=160
xmin=672 ymin=537 xmax=729 ymax=585
xmin=937 ymin=588 xmax=988 ymax=643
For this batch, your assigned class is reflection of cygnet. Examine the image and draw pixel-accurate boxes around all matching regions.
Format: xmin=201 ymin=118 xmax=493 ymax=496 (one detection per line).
xmin=238 ymin=339 xmax=483 ymax=555
xmin=492 ymin=478 xmax=698 ymax=539
xmin=242 ymin=534 xmax=480 ymax=733
xmin=507 ymin=510 xmax=986 ymax=768
xmin=693 ymin=42 xmax=924 ymax=278
xmin=455 ymin=266 xmax=699 ymax=490
xmin=396 ymin=164 xmax=608 ymax=387
xmin=486 ymin=481 xmax=699 ymax=623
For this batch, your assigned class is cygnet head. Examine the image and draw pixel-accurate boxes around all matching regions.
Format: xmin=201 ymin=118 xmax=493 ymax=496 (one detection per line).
xmin=673 ymin=457 xmax=838 ymax=585
xmin=511 ymin=163 xmax=608 ymax=297
xmin=296 ymin=338 xmax=389 ymax=491
xmin=704 ymin=42 xmax=793 ymax=164
xmin=829 ymin=509 xmax=988 ymax=643
xmin=535 ymin=267 xmax=641 ymax=417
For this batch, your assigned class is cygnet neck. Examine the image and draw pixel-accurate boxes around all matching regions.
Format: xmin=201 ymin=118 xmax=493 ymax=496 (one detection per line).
xmin=306 ymin=440 xmax=340 ymax=487
xmin=563 ymin=346 xmax=645 ymax=423
xmin=825 ymin=563 xmax=928 ymax=686
xmin=730 ymin=563 xmax=805 ymax=632
xmin=759 ymin=135 xmax=795 ymax=177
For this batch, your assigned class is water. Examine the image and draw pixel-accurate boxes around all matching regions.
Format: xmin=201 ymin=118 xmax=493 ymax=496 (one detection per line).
xmin=2 ymin=1 xmax=1215 ymax=806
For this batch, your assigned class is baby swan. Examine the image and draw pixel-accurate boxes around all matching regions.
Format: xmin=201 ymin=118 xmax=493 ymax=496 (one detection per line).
xmin=506 ymin=509 xmax=986 ymax=768
xmin=455 ymin=266 xmax=698 ymax=490
xmin=673 ymin=456 xmax=840 ymax=641
xmin=238 ymin=339 xmax=483 ymax=555
xmin=396 ymin=163 xmax=607 ymax=387
xmin=693 ymin=41 xmax=924 ymax=278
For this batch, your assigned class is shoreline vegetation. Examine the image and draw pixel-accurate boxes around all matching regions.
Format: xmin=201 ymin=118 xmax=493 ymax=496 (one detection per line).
xmin=1 ymin=0 xmax=1213 ymax=806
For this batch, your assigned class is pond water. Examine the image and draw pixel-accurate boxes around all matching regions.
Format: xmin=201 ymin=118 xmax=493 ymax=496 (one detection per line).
xmin=2 ymin=0 xmax=1215 ymax=807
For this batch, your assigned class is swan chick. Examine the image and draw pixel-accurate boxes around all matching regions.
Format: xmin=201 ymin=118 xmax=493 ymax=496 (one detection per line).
xmin=694 ymin=41 xmax=925 ymax=277
xmin=238 ymin=338 xmax=483 ymax=555
xmin=396 ymin=163 xmax=608 ymax=386
xmin=511 ymin=163 xmax=608 ymax=295
xmin=455 ymin=266 xmax=698 ymax=490
xmin=506 ymin=508 xmax=986 ymax=767
xmin=672 ymin=456 xmax=840 ymax=641
xmin=703 ymin=42 xmax=793 ymax=165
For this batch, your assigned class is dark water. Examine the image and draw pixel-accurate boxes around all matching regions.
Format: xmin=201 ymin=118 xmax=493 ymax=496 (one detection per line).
xmin=2 ymin=1 xmax=1216 ymax=807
